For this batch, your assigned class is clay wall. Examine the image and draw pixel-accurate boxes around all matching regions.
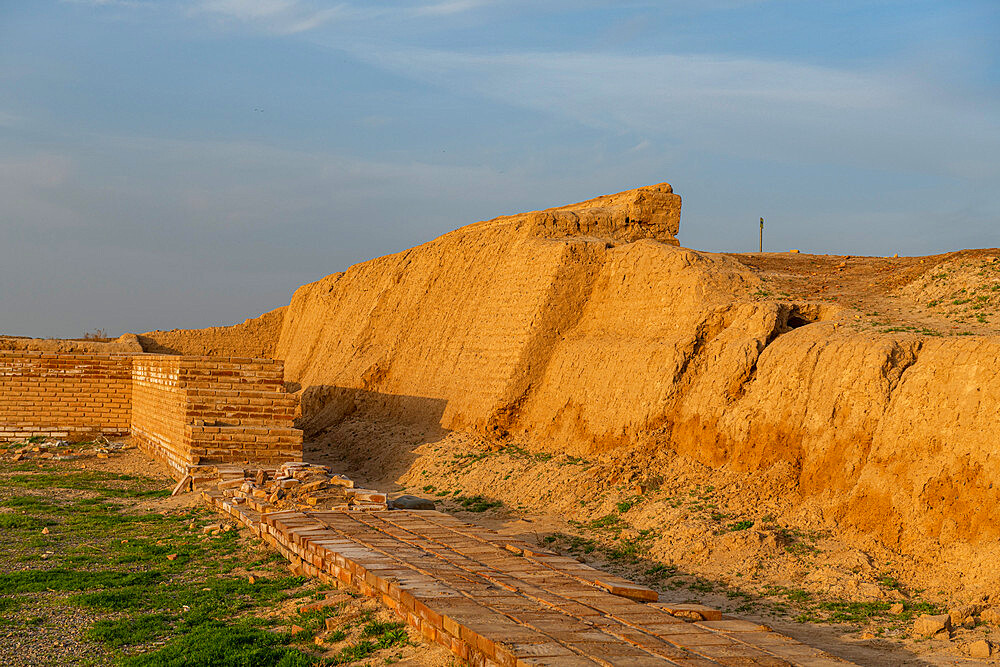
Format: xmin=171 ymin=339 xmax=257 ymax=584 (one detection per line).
xmin=137 ymin=307 xmax=285 ymax=358
xmin=267 ymin=184 xmax=1000 ymax=558
xmin=0 ymin=351 xmax=132 ymax=441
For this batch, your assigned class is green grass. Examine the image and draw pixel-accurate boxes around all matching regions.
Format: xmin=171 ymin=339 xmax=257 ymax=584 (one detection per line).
xmin=0 ymin=596 xmax=22 ymax=613
xmin=543 ymin=532 xmax=598 ymax=554
xmin=0 ymin=569 xmax=163 ymax=595
xmin=644 ymin=563 xmax=677 ymax=579
xmin=0 ymin=513 xmax=56 ymax=530
xmin=615 ymin=498 xmax=640 ymax=513
xmin=583 ymin=514 xmax=625 ymax=531
xmin=88 ymin=613 xmax=174 ymax=648
xmin=794 ymin=600 xmax=939 ymax=625
xmin=762 ymin=584 xmax=811 ymax=603
xmin=606 ymin=529 xmax=659 ymax=563
xmin=118 ymin=623 xmax=320 ymax=667
xmin=0 ymin=464 xmax=411 ymax=665
xmin=3 ymin=495 xmax=57 ymax=511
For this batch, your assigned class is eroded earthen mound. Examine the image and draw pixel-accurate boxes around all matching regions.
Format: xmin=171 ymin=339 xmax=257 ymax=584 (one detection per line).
xmin=138 ymin=307 xmax=285 ymax=357
xmin=136 ymin=183 xmax=1000 ymax=593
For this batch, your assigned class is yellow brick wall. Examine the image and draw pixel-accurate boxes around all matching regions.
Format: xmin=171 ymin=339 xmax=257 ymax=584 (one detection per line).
xmin=0 ymin=351 xmax=302 ymax=478
xmin=130 ymin=355 xmax=302 ymax=478
xmin=0 ymin=351 xmax=132 ymax=440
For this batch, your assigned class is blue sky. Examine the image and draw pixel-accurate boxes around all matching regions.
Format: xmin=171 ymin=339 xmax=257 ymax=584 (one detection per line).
xmin=1 ymin=1 xmax=998 ymax=337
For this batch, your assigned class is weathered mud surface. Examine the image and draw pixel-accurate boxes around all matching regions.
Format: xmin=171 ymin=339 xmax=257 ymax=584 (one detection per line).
xmin=140 ymin=184 xmax=1000 ymax=598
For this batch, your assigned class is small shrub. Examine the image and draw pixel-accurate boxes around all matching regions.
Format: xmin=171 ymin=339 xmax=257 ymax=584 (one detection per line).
xmin=454 ymin=495 xmax=501 ymax=512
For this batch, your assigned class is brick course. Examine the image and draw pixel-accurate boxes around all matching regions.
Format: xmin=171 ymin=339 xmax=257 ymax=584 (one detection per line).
xmin=0 ymin=351 xmax=132 ymax=440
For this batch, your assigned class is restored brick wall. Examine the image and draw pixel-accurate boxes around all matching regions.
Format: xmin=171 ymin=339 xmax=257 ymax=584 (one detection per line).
xmin=130 ymin=356 xmax=302 ymax=478
xmin=0 ymin=351 xmax=301 ymax=478
xmin=130 ymin=356 xmax=190 ymax=475
xmin=0 ymin=351 xmax=132 ymax=441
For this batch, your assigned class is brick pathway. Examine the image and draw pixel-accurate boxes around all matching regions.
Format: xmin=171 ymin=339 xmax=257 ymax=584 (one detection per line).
xmin=206 ymin=490 xmax=853 ymax=667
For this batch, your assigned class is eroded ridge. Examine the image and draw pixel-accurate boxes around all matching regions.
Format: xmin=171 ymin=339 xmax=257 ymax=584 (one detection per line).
xmin=204 ymin=487 xmax=853 ymax=666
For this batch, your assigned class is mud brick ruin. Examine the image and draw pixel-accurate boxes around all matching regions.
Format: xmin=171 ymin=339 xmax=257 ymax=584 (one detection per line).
xmin=9 ymin=182 xmax=997 ymax=664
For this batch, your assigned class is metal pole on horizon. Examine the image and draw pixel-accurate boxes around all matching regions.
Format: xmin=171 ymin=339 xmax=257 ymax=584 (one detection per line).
xmin=759 ymin=217 xmax=764 ymax=253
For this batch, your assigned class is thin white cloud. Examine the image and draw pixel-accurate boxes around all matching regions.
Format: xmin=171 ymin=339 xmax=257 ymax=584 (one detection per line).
xmin=415 ymin=0 xmax=487 ymax=16
xmin=353 ymin=46 xmax=1000 ymax=183
xmin=193 ymin=0 xmax=345 ymax=34
xmin=627 ymin=139 xmax=650 ymax=153
xmin=281 ymin=7 xmax=343 ymax=33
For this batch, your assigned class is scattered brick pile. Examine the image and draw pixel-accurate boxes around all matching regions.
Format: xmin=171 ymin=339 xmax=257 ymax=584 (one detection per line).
xmin=182 ymin=461 xmax=389 ymax=513
xmin=3 ymin=437 xmax=129 ymax=463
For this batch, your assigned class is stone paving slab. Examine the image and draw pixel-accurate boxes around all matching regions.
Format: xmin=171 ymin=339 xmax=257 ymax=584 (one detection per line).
xmin=205 ymin=491 xmax=855 ymax=667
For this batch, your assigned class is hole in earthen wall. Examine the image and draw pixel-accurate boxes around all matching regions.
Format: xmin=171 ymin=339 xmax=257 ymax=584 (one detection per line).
xmin=778 ymin=303 xmax=834 ymax=334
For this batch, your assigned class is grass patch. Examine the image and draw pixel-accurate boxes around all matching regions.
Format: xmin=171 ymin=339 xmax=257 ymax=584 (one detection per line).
xmin=330 ymin=621 xmax=408 ymax=662
xmin=453 ymin=495 xmax=502 ymax=513
xmin=88 ymin=613 xmax=173 ymax=647
xmin=615 ymin=498 xmax=640 ymax=513
xmin=0 ymin=569 xmax=163 ymax=595
xmin=606 ymin=529 xmax=659 ymax=563
xmin=0 ymin=459 xmax=405 ymax=665
xmin=3 ymin=495 xmax=57 ymax=511
xmin=543 ymin=532 xmax=597 ymax=554
xmin=0 ymin=596 xmax=22 ymax=613
xmin=583 ymin=514 xmax=625 ymax=531
xmin=118 ymin=623 xmax=319 ymax=667
xmin=4 ymin=471 xmax=170 ymax=499
xmin=644 ymin=564 xmax=677 ymax=579
xmin=0 ymin=514 xmax=56 ymax=530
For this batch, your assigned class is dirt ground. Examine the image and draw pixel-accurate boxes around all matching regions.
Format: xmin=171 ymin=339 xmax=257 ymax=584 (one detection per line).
xmin=729 ymin=248 xmax=1000 ymax=335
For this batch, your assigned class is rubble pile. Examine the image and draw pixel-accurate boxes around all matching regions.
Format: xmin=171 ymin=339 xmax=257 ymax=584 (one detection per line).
xmin=2 ymin=437 xmax=128 ymax=462
xmin=187 ymin=461 xmax=390 ymax=512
